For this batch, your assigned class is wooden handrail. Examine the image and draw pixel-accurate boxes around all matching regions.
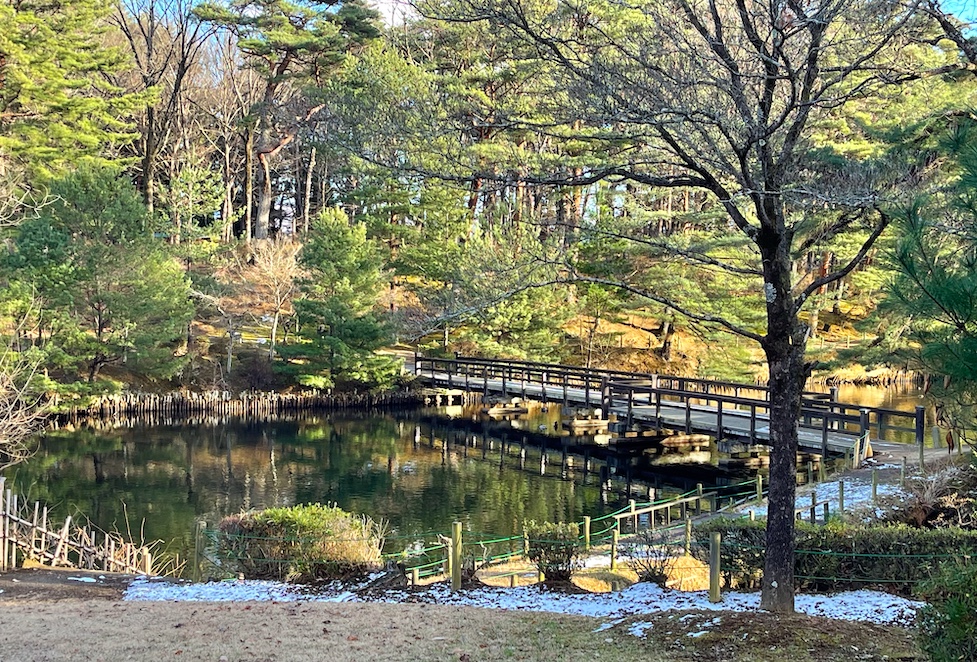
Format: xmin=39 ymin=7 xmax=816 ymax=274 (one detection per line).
xmin=416 ymin=355 xmax=927 ymax=445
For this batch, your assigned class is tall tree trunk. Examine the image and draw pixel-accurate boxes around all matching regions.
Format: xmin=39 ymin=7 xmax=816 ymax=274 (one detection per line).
xmin=759 ymin=227 xmax=810 ymax=614
xmin=303 ymin=146 xmax=316 ymax=234
xmin=244 ymin=130 xmax=254 ymax=241
xmin=222 ymin=140 xmax=234 ymax=242
xmin=270 ymin=309 xmax=279 ymax=361
xmin=143 ymin=105 xmax=156 ymax=218
xmin=255 ymin=149 xmax=272 ymax=240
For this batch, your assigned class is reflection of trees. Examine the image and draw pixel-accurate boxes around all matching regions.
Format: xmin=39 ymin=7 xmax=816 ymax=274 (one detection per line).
xmin=10 ymin=412 xmax=614 ymax=553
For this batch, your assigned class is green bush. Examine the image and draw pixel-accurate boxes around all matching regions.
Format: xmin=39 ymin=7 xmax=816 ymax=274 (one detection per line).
xmin=916 ymin=561 xmax=977 ymax=662
xmin=216 ymin=503 xmax=385 ymax=582
xmin=524 ymin=520 xmax=581 ymax=583
xmin=695 ymin=518 xmax=977 ymax=595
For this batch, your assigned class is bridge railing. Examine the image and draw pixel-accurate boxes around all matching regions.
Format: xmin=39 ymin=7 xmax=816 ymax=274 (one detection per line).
xmin=415 ymin=355 xmax=927 ymax=447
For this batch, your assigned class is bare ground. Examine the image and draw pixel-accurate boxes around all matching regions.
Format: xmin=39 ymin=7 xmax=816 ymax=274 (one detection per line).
xmin=0 ymin=568 xmax=924 ymax=662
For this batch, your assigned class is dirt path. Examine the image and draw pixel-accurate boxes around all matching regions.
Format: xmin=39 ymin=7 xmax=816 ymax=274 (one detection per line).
xmin=0 ymin=598 xmax=644 ymax=662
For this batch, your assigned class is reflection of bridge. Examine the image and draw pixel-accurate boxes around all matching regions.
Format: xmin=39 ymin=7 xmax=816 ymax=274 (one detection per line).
xmin=414 ymin=355 xmax=927 ymax=458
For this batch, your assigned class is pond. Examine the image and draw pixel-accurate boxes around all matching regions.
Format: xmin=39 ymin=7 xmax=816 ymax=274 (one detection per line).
xmin=2 ymin=408 xmax=661 ymax=555
xmin=1 ymin=384 xmax=925 ymax=557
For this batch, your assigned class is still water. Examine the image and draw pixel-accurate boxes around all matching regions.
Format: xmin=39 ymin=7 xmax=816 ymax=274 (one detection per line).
xmin=2 ymin=385 xmax=925 ymax=552
xmin=4 ymin=409 xmax=635 ymax=551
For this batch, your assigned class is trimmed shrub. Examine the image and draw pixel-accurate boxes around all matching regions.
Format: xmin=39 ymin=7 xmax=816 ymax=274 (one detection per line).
xmin=694 ymin=517 xmax=977 ymax=595
xmin=916 ymin=561 xmax=977 ymax=662
xmin=524 ymin=520 xmax=581 ymax=583
xmin=216 ymin=503 xmax=385 ymax=582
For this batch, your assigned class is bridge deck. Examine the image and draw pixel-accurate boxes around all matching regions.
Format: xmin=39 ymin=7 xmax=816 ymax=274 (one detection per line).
xmin=415 ymin=355 xmax=927 ymax=459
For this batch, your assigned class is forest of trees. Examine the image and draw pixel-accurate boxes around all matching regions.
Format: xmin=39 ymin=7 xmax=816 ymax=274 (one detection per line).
xmin=4 ymin=0 xmax=977 ymax=611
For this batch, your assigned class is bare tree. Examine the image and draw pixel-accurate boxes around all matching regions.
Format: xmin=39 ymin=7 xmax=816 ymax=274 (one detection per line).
xmin=242 ymin=238 xmax=304 ymax=359
xmin=414 ymin=0 xmax=938 ymax=612
xmin=0 ymin=317 xmax=50 ymax=469
xmin=111 ymin=0 xmax=213 ymax=215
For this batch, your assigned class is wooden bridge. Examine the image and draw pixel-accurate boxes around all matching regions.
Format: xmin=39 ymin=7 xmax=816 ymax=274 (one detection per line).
xmin=414 ymin=355 xmax=928 ymax=458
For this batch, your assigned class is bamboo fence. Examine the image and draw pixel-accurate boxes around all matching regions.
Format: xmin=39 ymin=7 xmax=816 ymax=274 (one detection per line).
xmin=0 ymin=477 xmax=154 ymax=575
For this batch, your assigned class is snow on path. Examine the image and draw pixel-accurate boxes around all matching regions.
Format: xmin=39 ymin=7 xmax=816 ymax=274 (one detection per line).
xmin=124 ymin=577 xmax=922 ymax=627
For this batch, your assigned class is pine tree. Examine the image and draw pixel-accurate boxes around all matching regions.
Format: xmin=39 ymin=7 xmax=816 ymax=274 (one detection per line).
xmin=0 ymin=0 xmax=145 ymax=176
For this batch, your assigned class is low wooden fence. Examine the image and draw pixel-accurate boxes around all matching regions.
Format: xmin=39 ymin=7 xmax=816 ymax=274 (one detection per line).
xmin=0 ymin=477 xmax=155 ymax=575
xmin=53 ymin=389 xmax=425 ymax=422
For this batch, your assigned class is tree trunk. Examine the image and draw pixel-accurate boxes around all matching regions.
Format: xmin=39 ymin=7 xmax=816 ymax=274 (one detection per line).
xmin=255 ymin=151 xmax=272 ymax=239
xmin=222 ymin=141 xmax=234 ymax=242
xmin=303 ymin=146 xmax=316 ymax=234
xmin=759 ymin=229 xmax=810 ymax=614
xmin=244 ymin=130 xmax=254 ymax=241
xmin=143 ymin=105 xmax=156 ymax=218
xmin=270 ymin=309 xmax=279 ymax=361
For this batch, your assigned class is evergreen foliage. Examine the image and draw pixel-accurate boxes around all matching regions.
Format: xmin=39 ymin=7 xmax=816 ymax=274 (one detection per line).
xmin=2 ymin=164 xmax=193 ymax=384
xmin=916 ymin=561 xmax=977 ymax=662
xmin=0 ymin=0 xmax=144 ymax=175
xmin=278 ymin=208 xmax=399 ymax=389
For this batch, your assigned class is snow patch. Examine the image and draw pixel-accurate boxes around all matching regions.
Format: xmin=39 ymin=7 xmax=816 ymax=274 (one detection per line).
xmin=123 ymin=577 xmax=922 ymax=626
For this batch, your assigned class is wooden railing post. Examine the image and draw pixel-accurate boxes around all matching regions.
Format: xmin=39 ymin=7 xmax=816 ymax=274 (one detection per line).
xmin=915 ymin=405 xmax=926 ymax=470
xmin=709 ymin=532 xmax=721 ymax=603
xmin=0 ymin=478 xmax=7 ymax=573
xmin=193 ymin=520 xmax=205 ymax=583
xmin=451 ymin=521 xmax=462 ymax=592
xmin=859 ymin=408 xmax=870 ymax=442
xmin=583 ymin=516 xmax=591 ymax=551
xmin=601 ymin=376 xmax=611 ymax=419
xmin=685 ymin=396 xmax=692 ymax=434
xmin=821 ymin=414 xmax=829 ymax=457
xmin=610 ymin=528 xmax=619 ymax=571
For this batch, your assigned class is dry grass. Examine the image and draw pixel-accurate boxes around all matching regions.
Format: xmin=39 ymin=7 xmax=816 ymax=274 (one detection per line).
xmin=475 ymin=554 xmax=710 ymax=593
xmin=0 ymin=599 xmax=924 ymax=662
xmin=0 ymin=568 xmax=924 ymax=662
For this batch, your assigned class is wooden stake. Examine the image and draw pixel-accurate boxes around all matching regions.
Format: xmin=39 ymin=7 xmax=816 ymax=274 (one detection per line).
xmin=709 ymin=532 xmax=721 ymax=603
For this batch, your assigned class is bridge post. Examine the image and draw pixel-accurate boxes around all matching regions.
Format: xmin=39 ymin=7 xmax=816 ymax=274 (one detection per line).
xmin=601 ymin=376 xmax=610 ymax=419
xmin=654 ymin=391 xmax=662 ymax=432
xmin=859 ymin=408 xmax=870 ymax=440
xmin=914 ymin=405 xmax=925 ymax=448
xmin=685 ymin=397 xmax=692 ymax=434
xmin=627 ymin=388 xmax=634 ymax=427
xmin=716 ymin=400 xmax=724 ymax=439
xmin=483 ymin=366 xmax=488 ymax=398
xmin=563 ymin=373 xmax=568 ymax=404
xmin=585 ymin=371 xmax=591 ymax=407
xmin=821 ymin=415 xmax=829 ymax=458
